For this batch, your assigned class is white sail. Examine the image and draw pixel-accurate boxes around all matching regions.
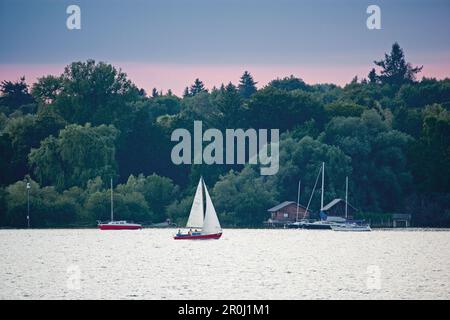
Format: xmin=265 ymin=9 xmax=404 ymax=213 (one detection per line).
xmin=202 ymin=181 xmax=222 ymax=235
xmin=186 ymin=178 xmax=204 ymax=228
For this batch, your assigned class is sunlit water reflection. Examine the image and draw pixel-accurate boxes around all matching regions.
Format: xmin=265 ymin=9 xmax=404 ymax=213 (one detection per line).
xmin=1 ymin=228 xmax=449 ymax=299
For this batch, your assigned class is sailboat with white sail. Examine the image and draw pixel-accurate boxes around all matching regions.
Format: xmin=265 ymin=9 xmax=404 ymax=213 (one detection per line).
xmin=174 ymin=177 xmax=222 ymax=240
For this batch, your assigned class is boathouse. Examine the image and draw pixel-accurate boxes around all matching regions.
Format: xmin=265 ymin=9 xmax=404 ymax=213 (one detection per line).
xmin=321 ymin=198 xmax=357 ymax=219
xmin=265 ymin=201 xmax=311 ymax=226
xmin=392 ymin=213 xmax=411 ymax=228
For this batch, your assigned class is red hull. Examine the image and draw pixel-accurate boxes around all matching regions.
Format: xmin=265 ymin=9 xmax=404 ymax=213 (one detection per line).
xmin=174 ymin=232 xmax=222 ymax=240
xmin=98 ymin=225 xmax=142 ymax=230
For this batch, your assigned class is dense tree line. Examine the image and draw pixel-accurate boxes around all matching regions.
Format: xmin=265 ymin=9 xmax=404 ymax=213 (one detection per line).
xmin=0 ymin=43 xmax=449 ymax=227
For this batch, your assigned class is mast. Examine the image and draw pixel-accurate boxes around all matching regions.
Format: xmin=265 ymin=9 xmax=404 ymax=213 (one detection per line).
xmin=26 ymin=182 xmax=31 ymax=228
xmin=201 ymin=176 xmax=205 ymax=217
xmin=345 ymin=176 xmax=348 ymax=220
xmin=320 ymin=162 xmax=325 ymax=211
xmin=305 ymin=166 xmax=321 ymax=218
xmin=110 ymin=177 xmax=114 ymax=222
xmin=296 ymin=180 xmax=301 ymax=222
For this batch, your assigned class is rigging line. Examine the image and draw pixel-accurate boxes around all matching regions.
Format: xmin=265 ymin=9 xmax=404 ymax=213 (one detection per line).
xmin=304 ymin=165 xmax=322 ymax=219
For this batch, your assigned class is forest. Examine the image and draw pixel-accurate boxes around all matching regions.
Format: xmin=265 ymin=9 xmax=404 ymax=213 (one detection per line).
xmin=0 ymin=43 xmax=449 ymax=228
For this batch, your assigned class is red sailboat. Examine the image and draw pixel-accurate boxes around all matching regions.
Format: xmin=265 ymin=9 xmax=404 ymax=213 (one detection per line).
xmin=174 ymin=177 xmax=222 ymax=240
xmin=98 ymin=221 xmax=142 ymax=230
xmin=98 ymin=178 xmax=142 ymax=230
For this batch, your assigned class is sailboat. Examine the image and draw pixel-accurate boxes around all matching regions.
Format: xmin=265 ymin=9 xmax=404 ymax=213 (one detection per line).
xmin=330 ymin=223 xmax=371 ymax=232
xmin=302 ymin=162 xmax=342 ymax=230
xmin=174 ymin=177 xmax=222 ymax=240
xmin=331 ymin=176 xmax=371 ymax=232
xmin=98 ymin=178 xmax=143 ymax=230
xmin=287 ymin=179 xmax=310 ymax=228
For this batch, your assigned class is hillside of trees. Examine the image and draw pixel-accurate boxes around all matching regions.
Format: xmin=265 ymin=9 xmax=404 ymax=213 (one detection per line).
xmin=0 ymin=43 xmax=449 ymax=228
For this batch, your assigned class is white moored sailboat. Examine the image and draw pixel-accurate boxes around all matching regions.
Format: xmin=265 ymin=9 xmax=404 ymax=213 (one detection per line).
xmin=302 ymin=162 xmax=341 ymax=230
xmin=174 ymin=177 xmax=222 ymax=240
xmin=331 ymin=223 xmax=371 ymax=232
xmin=331 ymin=176 xmax=371 ymax=232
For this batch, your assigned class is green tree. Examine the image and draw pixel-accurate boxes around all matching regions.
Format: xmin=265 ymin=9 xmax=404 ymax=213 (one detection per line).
xmin=410 ymin=104 xmax=450 ymax=194
xmin=46 ymin=60 xmax=139 ymax=126
xmin=368 ymin=68 xmax=378 ymax=84
xmin=0 ymin=77 xmax=35 ymax=114
xmin=269 ymin=75 xmax=309 ymax=92
xmin=322 ymin=109 xmax=413 ymax=212
xmin=29 ymin=123 xmax=119 ymax=190
xmin=179 ymin=90 xmax=220 ymax=127
xmin=245 ymin=87 xmax=325 ymax=131
xmin=183 ymin=87 xmax=191 ymax=98
xmin=0 ymin=132 xmax=14 ymax=186
xmin=0 ymin=187 xmax=6 ymax=225
xmin=393 ymin=107 xmax=423 ymax=138
xmin=374 ymin=43 xmax=423 ymax=86
xmin=166 ymin=195 xmax=194 ymax=226
xmin=238 ymin=71 xmax=257 ymax=98
xmin=148 ymin=95 xmax=181 ymax=118
xmin=3 ymin=112 xmax=65 ymax=183
xmin=116 ymin=102 xmax=173 ymax=180
xmin=113 ymin=192 xmax=151 ymax=223
xmin=189 ymin=78 xmax=208 ymax=96
xmin=151 ymin=88 xmax=160 ymax=98
xmin=216 ymin=82 xmax=243 ymax=128
xmin=213 ymin=167 xmax=278 ymax=226
xmin=4 ymin=179 xmax=78 ymax=228
xmin=397 ymin=78 xmax=450 ymax=109
xmin=140 ymin=174 xmax=179 ymax=222
xmin=325 ymin=101 xmax=366 ymax=119
xmin=0 ymin=112 xmax=7 ymax=130
xmin=116 ymin=174 xmax=179 ymax=222
xmin=31 ymin=75 xmax=63 ymax=106
xmin=84 ymin=189 xmax=109 ymax=222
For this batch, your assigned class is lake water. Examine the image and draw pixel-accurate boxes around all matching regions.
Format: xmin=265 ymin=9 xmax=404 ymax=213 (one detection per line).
xmin=1 ymin=228 xmax=449 ymax=300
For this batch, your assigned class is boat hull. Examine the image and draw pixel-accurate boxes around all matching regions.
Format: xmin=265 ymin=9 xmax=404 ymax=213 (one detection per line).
xmin=331 ymin=225 xmax=371 ymax=232
xmin=286 ymin=223 xmax=303 ymax=229
xmin=98 ymin=224 xmax=142 ymax=230
xmin=302 ymin=223 xmax=333 ymax=230
xmin=173 ymin=232 xmax=222 ymax=240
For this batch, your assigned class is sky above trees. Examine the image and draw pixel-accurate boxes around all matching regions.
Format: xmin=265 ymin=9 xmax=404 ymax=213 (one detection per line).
xmin=1 ymin=0 xmax=449 ymax=94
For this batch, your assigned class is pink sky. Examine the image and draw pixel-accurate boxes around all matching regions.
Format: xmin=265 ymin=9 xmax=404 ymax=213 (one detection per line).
xmin=1 ymin=62 xmax=449 ymax=96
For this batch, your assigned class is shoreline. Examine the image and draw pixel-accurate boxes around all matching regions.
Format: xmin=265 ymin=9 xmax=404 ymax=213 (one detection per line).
xmin=1 ymin=226 xmax=450 ymax=231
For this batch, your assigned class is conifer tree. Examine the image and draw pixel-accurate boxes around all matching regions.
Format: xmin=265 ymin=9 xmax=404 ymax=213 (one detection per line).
xmin=238 ymin=71 xmax=257 ymax=98
xmin=189 ymin=78 xmax=207 ymax=96
xmin=374 ymin=42 xmax=423 ymax=86
xmin=368 ymin=68 xmax=378 ymax=84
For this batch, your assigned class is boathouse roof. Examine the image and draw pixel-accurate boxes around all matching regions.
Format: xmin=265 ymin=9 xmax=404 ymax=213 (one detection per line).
xmin=267 ymin=201 xmax=307 ymax=212
xmin=322 ymin=198 xmax=357 ymax=211
xmin=392 ymin=213 xmax=411 ymax=220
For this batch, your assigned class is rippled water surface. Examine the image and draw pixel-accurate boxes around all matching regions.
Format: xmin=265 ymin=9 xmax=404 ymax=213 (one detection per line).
xmin=1 ymin=228 xmax=449 ymax=299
